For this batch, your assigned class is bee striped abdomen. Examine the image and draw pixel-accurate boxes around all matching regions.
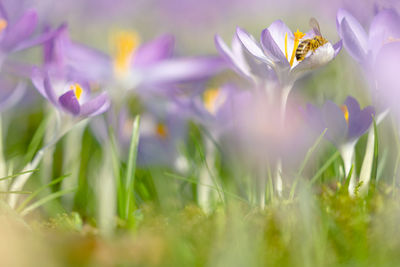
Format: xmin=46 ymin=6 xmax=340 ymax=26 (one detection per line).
xmin=295 ymin=40 xmax=311 ymax=61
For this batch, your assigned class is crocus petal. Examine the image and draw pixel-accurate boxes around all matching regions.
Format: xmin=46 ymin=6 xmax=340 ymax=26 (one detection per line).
xmin=43 ymin=73 xmax=60 ymax=107
xmin=59 ymin=90 xmax=80 ymax=115
xmin=31 ymin=67 xmax=46 ymax=96
xmin=1 ymin=9 xmax=38 ymax=52
xmin=333 ymin=40 xmax=343 ymax=57
xmin=322 ymin=100 xmax=348 ymax=145
xmin=337 ymin=9 xmax=368 ymax=48
xmin=265 ymin=20 xmax=294 ymax=60
xmin=236 ymin=27 xmax=273 ymax=66
xmin=80 ymin=92 xmax=110 ymax=117
xmin=348 ymin=106 xmax=375 ymax=140
xmin=260 ymin=28 xmax=289 ymax=65
xmin=305 ymin=103 xmax=325 ymax=134
xmin=369 ymin=9 xmax=400 ymax=59
xmin=140 ymin=56 xmax=225 ymax=85
xmin=344 ymin=96 xmax=361 ymax=116
xmin=338 ymin=17 xmax=368 ymax=63
xmin=0 ymin=81 xmax=25 ymax=112
xmin=133 ymin=35 xmax=174 ymax=67
xmin=0 ymin=2 xmax=8 ymax=21
xmin=215 ymin=34 xmax=251 ymax=79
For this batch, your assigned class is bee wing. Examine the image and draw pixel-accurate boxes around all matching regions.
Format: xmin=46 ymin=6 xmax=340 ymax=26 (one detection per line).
xmin=309 ymin=17 xmax=321 ymax=36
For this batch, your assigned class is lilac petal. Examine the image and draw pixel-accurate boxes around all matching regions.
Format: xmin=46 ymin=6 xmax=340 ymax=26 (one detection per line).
xmin=260 ymin=28 xmax=289 ymax=65
xmin=0 ymin=2 xmax=8 ymax=21
xmin=66 ymin=41 xmax=112 ymax=81
xmin=43 ymin=73 xmax=60 ymax=107
xmin=266 ymin=20 xmax=294 ymax=60
xmin=344 ymin=96 xmax=361 ymax=115
xmin=215 ymin=34 xmax=251 ymax=79
xmin=236 ymin=27 xmax=273 ymax=66
xmin=1 ymin=9 xmax=38 ymax=52
xmin=31 ymin=67 xmax=46 ymax=96
xmin=333 ymin=40 xmax=343 ymax=57
xmin=80 ymin=92 xmax=110 ymax=117
xmin=369 ymin=9 xmax=400 ymax=59
xmin=133 ymin=35 xmax=174 ymax=67
xmin=59 ymin=90 xmax=80 ymax=115
xmin=0 ymin=81 xmax=25 ymax=112
xmin=337 ymin=9 xmax=368 ymax=49
xmin=322 ymin=101 xmax=348 ymax=145
xmin=140 ymin=56 xmax=225 ymax=85
xmin=305 ymin=103 xmax=325 ymax=134
xmin=348 ymin=106 xmax=375 ymax=140
xmin=12 ymin=25 xmax=59 ymax=52
xmin=339 ymin=18 xmax=368 ymax=63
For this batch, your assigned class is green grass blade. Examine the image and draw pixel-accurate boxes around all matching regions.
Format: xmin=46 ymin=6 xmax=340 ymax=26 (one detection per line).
xmin=289 ymin=129 xmax=327 ymax=200
xmin=124 ymin=116 xmax=140 ymax=219
xmin=16 ymin=174 xmax=70 ymax=213
xmin=371 ymin=117 xmax=379 ymax=183
xmin=310 ymin=150 xmax=340 ymax=185
xmin=0 ymin=191 xmax=31 ymax=194
xmin=164 ymin=172 xmax=247 ymax=203
xmin=108 ymin=127 xmax=124 ymax=218
xmin=0 ymin=169 xmax=38 ymax=182
xmin=23 ymin=116 xmax=48 ymax=165
xmin=20 ymin=188 xmax=76 ymax=216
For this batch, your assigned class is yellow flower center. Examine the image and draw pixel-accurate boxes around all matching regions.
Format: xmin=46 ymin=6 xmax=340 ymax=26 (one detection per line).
xmin=156 ymin=123 xmax=168 ymax=139
xmin=284 ymin=29 xmax=305 ymax=67
xmin=341 ymin=105 xmax=349 ymax=124
xmin=111 ymin=30 xmax=140 ymax=76
xmin=70 ymin=83 xmax=83 ymax=100
xmin=0 ymin=19 xmax=7 ymax=34
xmin=203 ymin=88 xmax=221 ymax=114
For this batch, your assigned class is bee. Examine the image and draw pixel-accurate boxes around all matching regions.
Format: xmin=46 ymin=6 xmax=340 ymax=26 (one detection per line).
xmin=295 ymin=18 xmax=328 ymax=62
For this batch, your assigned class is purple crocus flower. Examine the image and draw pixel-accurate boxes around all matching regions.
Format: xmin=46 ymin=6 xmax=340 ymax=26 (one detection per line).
xmin=337 ymin=8 xmax=400 ymax=68
xmin=108 ymin=31 xmax=225 ymax=96
xmin=306 ymin=96 xmax=375 ymax=148
xmin=216 ymin=20 xmax=342 ymax=89
xmin=0 ymin=4 xmax=54 ymax=68
xmin=306 ymin=96 xmax=375 ymax=194
xmin=31 ymin=68 xmax=110 ymax=118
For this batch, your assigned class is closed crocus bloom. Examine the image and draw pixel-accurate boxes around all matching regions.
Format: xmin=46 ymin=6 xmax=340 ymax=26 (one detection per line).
xmin=337 ymin=8 xmax=400 ymax=68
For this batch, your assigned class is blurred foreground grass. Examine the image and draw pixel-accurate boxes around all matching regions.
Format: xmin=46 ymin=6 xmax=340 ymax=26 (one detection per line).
xmin=2 ymin=182 xmax=400 ymax=267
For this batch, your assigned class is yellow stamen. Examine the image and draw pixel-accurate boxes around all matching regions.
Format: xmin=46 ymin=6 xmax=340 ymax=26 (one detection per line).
xmin=341 ymin=105 xmax=349 ymax=124
xmin=156 ymin=123 xmax=168 ymax=139
xmin=289 ymin=29 xmax=305 ymax=66
xmin=203 ymin=88 xmax=220 ymax=114
xmin=284 ymin=33 xmax=288 ymax=60
xmin=0 ymin=19 xmax=7 ymax=33
xmin=70 ymin=83 xmax=83 ymax=100
xmin=112 ymin=30 xmax=140 ymax=76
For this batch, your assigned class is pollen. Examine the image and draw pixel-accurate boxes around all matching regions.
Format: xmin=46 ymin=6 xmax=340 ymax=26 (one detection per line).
xmin=0 ymin=19 xmax=7 ymax=33
xmin=112 ymin=30 xmax=140 ymax=76
xmin=70 ymin=83 xmax=83 ymax=100
xmin=203 ymin=88 xmax=220 ymax=114
xmin=341 ymin=105 xmax=349 ymax=124
xmin=156 ymin=123 xmax=168 ymax=139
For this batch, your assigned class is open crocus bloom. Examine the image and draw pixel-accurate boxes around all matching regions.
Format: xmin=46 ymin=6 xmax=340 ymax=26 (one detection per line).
xmin=31 ymin=68 xmax=110 ymax=118
xmin=337 ymin=8 xmax=400 ymax=67
xmin=306 ymin=96 xmax=375 ymax=148
xmin=234 ymin=20 xmax=342 ymax=87
xmin=109 ymin=30 xmax=225 ymax=92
